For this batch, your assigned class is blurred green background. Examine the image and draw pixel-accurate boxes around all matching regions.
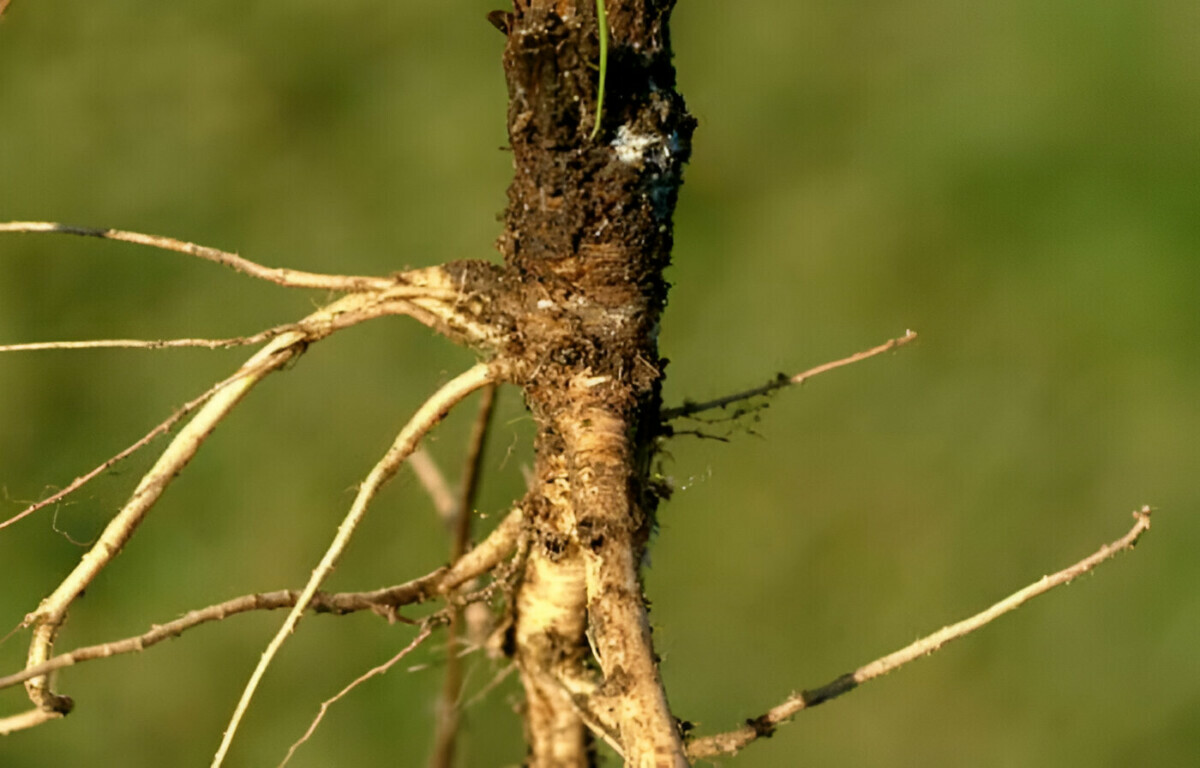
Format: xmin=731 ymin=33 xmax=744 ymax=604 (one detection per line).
xmin=1 ymin=1 xmax=1196 ymax=766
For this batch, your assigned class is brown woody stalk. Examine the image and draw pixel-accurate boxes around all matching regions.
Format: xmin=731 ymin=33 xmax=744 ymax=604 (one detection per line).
xmin=494 ymin=1 xmax=697 ymax=763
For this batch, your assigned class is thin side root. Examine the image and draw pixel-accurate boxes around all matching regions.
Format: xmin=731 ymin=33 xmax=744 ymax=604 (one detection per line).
xmin=663 ymin=330 xmax=917 ymax=420
xmin=209 ymin=363 xmax=496 ymax=768
xmin=686 ymin=506 xmax=1153 ymax=759
xmin=0 ymin=221 xmax=395 ymax=291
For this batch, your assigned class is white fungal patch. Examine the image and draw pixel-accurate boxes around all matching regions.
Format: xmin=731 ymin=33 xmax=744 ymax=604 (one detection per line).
xmin=611 ymin=125 xmax=660 ymax=165
xmin=536 ymin=299 xmax=555 ymax=310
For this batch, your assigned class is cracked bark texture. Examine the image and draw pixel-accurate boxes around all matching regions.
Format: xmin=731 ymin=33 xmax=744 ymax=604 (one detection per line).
xmin=491 ymin=1 xmax=695 ymax=765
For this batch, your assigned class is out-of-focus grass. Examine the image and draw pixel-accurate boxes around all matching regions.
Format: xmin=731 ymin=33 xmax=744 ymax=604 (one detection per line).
xmin=1 ymin=2 xmax=1196 ymax=766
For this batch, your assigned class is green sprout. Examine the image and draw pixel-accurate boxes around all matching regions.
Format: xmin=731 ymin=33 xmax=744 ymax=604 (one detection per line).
xmin=590 ymin=0 xmax=609 ymax=140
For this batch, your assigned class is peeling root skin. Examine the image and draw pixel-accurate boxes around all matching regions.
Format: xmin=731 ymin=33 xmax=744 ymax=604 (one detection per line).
xmin=562 ymin=404 xmax=686 ymax=767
